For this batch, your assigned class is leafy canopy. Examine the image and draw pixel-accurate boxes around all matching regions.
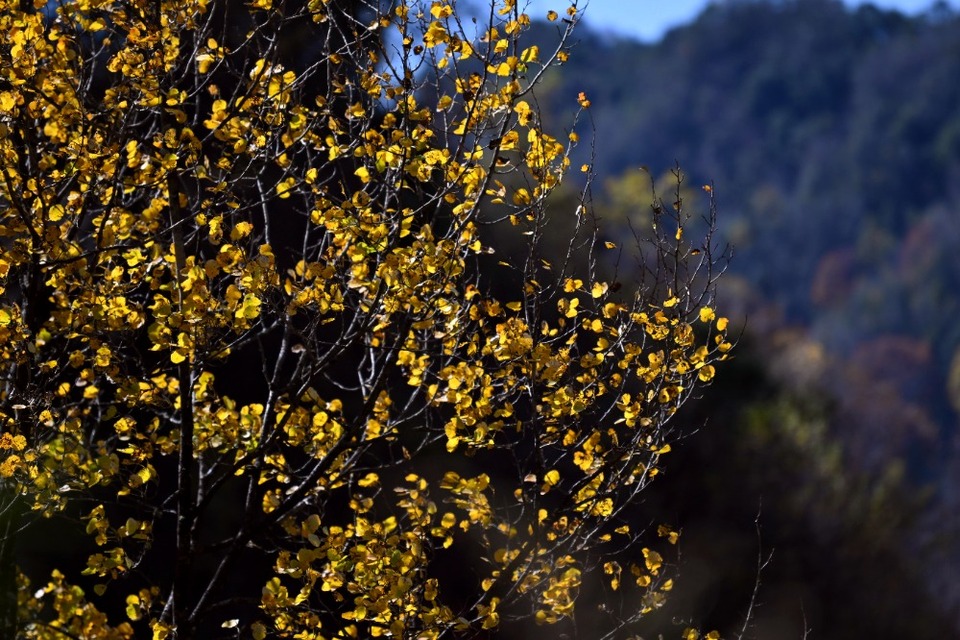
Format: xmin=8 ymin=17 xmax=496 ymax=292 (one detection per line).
xmin=0 ymin=0 xmax=729 ymax=638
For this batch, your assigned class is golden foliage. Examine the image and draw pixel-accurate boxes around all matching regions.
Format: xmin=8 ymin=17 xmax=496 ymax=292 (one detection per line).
xmin=0 ymin=0 xmax=728 ymax=637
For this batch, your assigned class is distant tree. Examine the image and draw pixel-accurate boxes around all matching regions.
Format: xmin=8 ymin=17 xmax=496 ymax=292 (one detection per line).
xmin=0 ymin=1 xmax=730 ymax=638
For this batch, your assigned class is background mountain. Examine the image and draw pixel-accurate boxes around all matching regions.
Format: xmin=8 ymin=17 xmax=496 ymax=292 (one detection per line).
xmin=517 ymin=0 xmax=960 ymax=636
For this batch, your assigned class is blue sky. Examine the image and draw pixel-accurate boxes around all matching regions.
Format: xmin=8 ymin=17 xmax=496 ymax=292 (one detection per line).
xmin=521 ymin=0 xmax=954 ymax=42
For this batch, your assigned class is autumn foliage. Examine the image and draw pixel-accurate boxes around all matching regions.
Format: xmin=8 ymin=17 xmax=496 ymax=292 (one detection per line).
xmin=0 ymin=0 xmax=729 ymax=638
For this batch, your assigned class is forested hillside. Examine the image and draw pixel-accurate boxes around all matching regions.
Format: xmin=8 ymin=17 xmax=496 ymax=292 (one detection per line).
xmin=521 ymin=0 xmax=960 ymax=636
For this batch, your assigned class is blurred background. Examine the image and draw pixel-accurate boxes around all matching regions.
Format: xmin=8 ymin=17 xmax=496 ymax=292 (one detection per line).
xmin=509 ymin=0 xmax=960 ymax=637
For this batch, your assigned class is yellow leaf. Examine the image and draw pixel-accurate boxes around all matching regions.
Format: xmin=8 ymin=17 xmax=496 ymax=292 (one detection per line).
xmin=0 ymin=92 xmax=16 ymax=111
xmin=237 ymin=294 xmax=262 ymax=320
xmin=592 ymin=497 xmax=614 ymax=516
xmin=151 ymin=621 xmax=173 ymax=640
xmin=276 ymin=177 xmax=296 ymax=198
xmin=643 ymin=548 xmax=662 ymax=574
xmin=716 ymin=317 xmax=729 ymax=331
xmin=231 ymin=221 xmax=253 ymax=240
xmin=430 ymin=3 xmax=453 ymax=18
xmin=357 ymin=473 xmax=379 ymax=487
xmin=424 ymin=21 xmax=448 ymax=48
xmin=658 ymin=524 xmax=680 ymax=544
xmin=544 ymin=469 xmax=560 ymax=486
xmin=493 ymin=60 xmax=514 ymax=76
xmin=512 ymin=187 xmax=531 ymax=205
xmin=482 ymin=612 xmax=499 ymax=629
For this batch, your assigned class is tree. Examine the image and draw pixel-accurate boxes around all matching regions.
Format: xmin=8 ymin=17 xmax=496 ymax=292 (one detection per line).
xmin=0 ymin=0 xmax=730 ymax=638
